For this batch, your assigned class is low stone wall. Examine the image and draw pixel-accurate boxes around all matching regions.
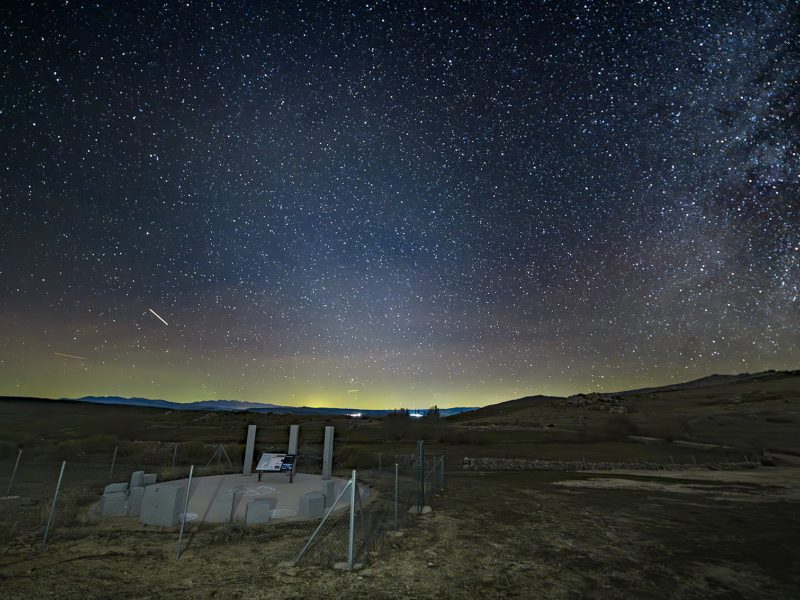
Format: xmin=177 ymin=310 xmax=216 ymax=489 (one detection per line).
xmin=461 ymin=457 xmax=759 ymax=471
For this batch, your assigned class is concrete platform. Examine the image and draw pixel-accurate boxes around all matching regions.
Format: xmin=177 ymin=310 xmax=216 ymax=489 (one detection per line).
xmin=153 ymin=472 xmax=364 ymax=524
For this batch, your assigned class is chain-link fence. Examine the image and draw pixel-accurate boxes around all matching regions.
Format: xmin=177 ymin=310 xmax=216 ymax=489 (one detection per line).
xmin=294 ymin=449 xmax=446 ymax=569
xmin=0 ymin=441 xmax=446 ymax=571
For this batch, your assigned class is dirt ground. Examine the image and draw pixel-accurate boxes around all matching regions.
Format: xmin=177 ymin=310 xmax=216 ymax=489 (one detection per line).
xmin=1 ymin=466 xmax=799 ymax=599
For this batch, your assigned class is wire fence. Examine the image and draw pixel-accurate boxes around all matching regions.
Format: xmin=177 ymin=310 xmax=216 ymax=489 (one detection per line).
xmin=0 ymin=441 xmax=446 ymax=571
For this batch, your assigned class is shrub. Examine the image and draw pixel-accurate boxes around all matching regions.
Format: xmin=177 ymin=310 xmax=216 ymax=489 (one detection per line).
xmin=646 ymin=417 xmax=692 ymax=443
xmin=55 ymin=434 xmax=117 ymax=458
xmin=0 ymin=441 xmax=18 ymax=459
xmin=604 ymin=415 xmax=639 ymax=440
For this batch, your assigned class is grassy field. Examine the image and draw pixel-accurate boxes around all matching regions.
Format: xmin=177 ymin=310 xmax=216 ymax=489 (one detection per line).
xmin=0 ymin=375 xmax=799 ymax=598
xmin=1 ymin=467 xmax=798 ymax=599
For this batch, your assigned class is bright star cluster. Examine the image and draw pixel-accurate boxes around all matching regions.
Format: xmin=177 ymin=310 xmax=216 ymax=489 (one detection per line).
xmin=0 ymin=1 xmax=797 ymax=408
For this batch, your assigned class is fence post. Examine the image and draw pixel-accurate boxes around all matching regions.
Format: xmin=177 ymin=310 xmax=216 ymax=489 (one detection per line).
xmin=347 ymin=469 xmax=357 ymax=569
xmin=172 ymin=443 xmax=178 ymax=467
xmin=441 ymin=455 xmax=445 ymax=490
xmin=6 ymin=448 xmax=22 ymax=496
xmin=42 ymin=461 xmax=66 ymax=548
xmin=394 ymin=463 xmax=399 ymax=532
xmin=416 ymin=441 xmax=424 ymax=513
xmin=109 ymin=446 xmax=118 ymax=479
xmin=378 ymin=452 xmax=382 ymax=472
xmin=176 ymin=465 xmax=194 ymax=560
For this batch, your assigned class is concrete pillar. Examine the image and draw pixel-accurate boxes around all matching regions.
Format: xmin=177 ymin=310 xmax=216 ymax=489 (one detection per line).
xmin=288 ymin=424 xmax=299 ymax=455
xmin=322 ymin=425 xmax=334 ymax=480
xmin=243 ymin=424 xmax=257 ymax=475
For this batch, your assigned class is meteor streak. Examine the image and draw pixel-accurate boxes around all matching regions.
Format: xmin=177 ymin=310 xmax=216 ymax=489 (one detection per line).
xmin=54 ymin=352 xmax=87 ymax=361
xmin=148 ymin=308 xmax=169 ymax=326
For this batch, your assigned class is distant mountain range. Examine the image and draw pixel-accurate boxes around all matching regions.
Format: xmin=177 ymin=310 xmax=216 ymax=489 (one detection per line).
xmin=58 ymin=396 xmax=478 ymax=418
xmin=3 ymin=369 xmax=795 ymax=419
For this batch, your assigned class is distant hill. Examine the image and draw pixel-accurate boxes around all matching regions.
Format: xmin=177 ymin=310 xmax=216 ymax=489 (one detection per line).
xmin=451 ymin=369 xmax=799 ymax=423
xmin=0 ymin=395 xmax=477 ymax=418
xmin=614 ymin=370 xmax=790 ymax=395
xmin=448 ymin=395 xmax=564 ymax=422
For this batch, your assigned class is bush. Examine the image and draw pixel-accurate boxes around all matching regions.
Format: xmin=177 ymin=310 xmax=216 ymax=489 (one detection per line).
xmin=335 ymin=447 xmax=375 ymax=469
xmin=381 ymin=413 xmax=416 ymax=441
xmin=604 ymin=415 xmax=639 ymax=440
xmin=645 ymin=417 xmax=692 ymax=443
xmin=55 ymin=434 xmax=117 ymax=458
xmin=437 ymin=427 xmax=489 ymax=445
xmin=0 ymin=441 xmax=18 ymax=459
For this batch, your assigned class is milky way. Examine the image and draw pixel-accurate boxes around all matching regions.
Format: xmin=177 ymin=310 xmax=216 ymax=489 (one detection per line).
xmin=1 ymin=1 xmax=797 ymax=408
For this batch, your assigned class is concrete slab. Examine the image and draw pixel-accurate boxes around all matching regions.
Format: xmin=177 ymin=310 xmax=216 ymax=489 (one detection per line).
xmin=140 ymin=483 xmax=186 ymax=526
xmin=245 ymin=498 xmax=272 ymax=524
xmin=128 ymin=486 xmax=145 ymax=517
xmin=130 ymin=471 xmax=145 ymax=488
xmin=100 ymin=491 xmax=128 ymax=516
xmin=144 ymin=472 xmax=355 ymax=524
xmin=299 ymin=492 xmax=325 ymax=517
xmin=104 ymin=482 xmax=128 ymax=494
xmin=143 ymin=473 xmax=157 ymax=486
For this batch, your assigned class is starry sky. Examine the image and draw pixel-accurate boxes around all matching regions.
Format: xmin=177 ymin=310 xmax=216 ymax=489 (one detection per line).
xmin=1 ymin=1 xmax=798 ymax=409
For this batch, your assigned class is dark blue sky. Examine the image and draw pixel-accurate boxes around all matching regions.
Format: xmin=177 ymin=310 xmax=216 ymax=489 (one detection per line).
xmin=1 ymin=1 xmax=797 ymax=407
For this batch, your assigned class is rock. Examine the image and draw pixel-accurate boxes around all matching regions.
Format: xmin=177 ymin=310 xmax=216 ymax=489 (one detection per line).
xmin=333 ymin=562 xmax=362 ymax=571
xmin=387 ymin=530 xmax=404 ymax=538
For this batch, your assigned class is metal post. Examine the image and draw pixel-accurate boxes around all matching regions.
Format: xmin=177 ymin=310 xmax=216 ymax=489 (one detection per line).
xmin=347 ymin=469 xmax=357 ymax=569
xmin=416 ymin=440 xmax=424 ymax=513
xmin=176 ymin=465 xmax=194 ymax=560
xmin=394 ymin=463 xmax=399 ymax=531
xmin=378 ymin=452 xmax=382 ymax=472
xmin=172 ymin=443 xmax=178 ymax=467
xmin=42 ymin=461 xmax=66 ymax=548
xmin=109 ymin=446 xmax=118 ymax=479
xmin=441 ymin=455 xmax=445 ymax=489
xmin=6 ymin=448 xmax=22 ymax=496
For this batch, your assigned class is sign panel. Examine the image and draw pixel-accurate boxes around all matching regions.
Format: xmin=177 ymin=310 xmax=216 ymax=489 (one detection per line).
xmin=255 ymin=453 xmax=296 ymax=473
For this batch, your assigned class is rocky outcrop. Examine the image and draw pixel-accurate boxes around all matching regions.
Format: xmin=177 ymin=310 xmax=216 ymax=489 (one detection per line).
xmin=561 ymin=393 xmax=628 ymax=413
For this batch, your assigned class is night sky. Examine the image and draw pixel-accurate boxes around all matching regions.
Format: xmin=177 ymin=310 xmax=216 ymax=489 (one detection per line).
xmin=1 ymin=1 xmax=798 ymax=409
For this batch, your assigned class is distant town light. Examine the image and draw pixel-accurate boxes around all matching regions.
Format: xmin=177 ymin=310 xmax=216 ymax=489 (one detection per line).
xmin=409 ymin=412 xmax=423 ymax=418
xmin=348 ymin=412 xmax=362 ymax=418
